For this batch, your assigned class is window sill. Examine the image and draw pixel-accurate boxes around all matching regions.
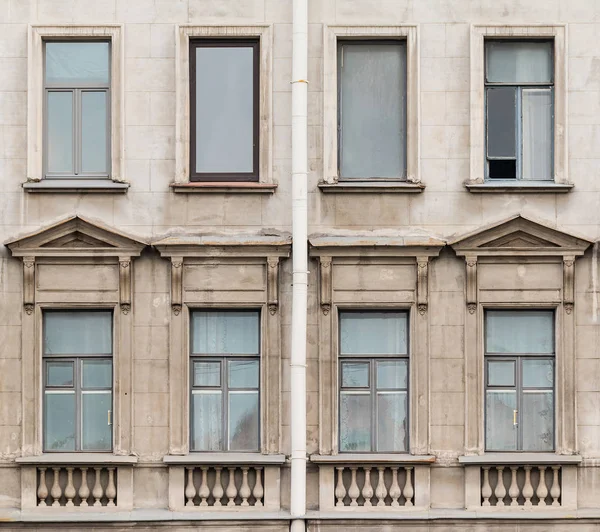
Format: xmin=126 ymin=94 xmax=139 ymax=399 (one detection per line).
xmin=465 ymin=181 xmax=573 ymax=194
xmin=318 ymin=181 xmax=425 ymax=194
xmin=310 ymin=453 xmax=436 ymax=465
xmin=23 ymin=179 xmax=129 ymax=194
xmin=16 ymin=453 xmax=138 ymax=465
xmin=171 ymin=182 xmax=277 ymax=194
xmin=163 ymin=453 xmax=286 ymax=465
xmin=458 ymin=453 xmax=581 ymax=465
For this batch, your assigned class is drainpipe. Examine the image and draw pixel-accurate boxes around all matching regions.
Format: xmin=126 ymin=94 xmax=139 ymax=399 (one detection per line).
xmin=290 ymin=0 xmax=308 ymax=529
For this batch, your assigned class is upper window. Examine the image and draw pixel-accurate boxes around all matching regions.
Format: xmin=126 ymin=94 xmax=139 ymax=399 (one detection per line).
xmin=338 ymin=311 xmax=409 ymax=452
xmin=485 ymin=310 xmax=555 ymax=452
xmin=190 ymin=40 xmax=259 ymax=182
xmin=44 ymin=41 xmax=111 ymax=179
xmin=337 ymin=41 xmax=407 ymax=180
xmin=190 ymin=310 xmax=260 ymax=452
xmin=43 ymin=310 xmax=113 ymax=452
xmin=485 ymin=40 xmax=554 ymax=181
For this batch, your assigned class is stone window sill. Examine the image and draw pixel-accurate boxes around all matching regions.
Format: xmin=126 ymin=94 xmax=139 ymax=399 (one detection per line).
xmin=458 ymin=453 xmax=582 ymax=465
xmin=171 ymin=182 xmax=277 ymax=194
xmin=310 ymin=453 xmax=436 ymax=465
xmin=465 ymin=181 xmax=573 ymax=194
xmin=163 ymin=453 xmax=286 ymax=465
xmin=16 ymin=453 xmax=138 ymax=465
xmin=23 ymin=179 xmax=129 ymax=194
xmin=318 ymin=181 xmax=425 ymax=194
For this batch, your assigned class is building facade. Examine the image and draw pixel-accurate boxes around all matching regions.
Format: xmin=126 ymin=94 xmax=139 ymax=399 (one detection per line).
xmin=0 ymin=0 xmax=600 ymax=530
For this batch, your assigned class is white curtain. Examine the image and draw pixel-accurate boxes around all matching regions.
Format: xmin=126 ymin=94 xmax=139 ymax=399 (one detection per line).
xmin=522 ymin=89 xmax=553 ymax=180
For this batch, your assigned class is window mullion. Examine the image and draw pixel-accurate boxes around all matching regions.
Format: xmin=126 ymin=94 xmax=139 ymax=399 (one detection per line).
xmin=371 ymin=359 xmax=376 ymax=452
xmin=76 ymin=357 xmax=81 ymax=452
xmin=75 ymin=89 xmax=81 ymax=176
xmin=223 ymin=358 xmax=228 ymax=452
xmin=516 ymin=87 xmax=523 ymax=180
xmin=517 ymin=356 xmax=523 ymax=451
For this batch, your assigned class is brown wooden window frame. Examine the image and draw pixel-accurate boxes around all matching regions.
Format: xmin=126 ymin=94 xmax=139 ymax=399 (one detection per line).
xmin=189 ymin=38 xmax=260 ymax=183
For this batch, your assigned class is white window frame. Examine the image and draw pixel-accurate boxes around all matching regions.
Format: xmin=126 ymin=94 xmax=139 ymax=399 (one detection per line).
xmin=27 ymin=25 xmax=124 ymax=186
xmin=323 ymin=25 xmax=420 ymax=186
xmin=469 ymin=25 xmax=567 ymax=186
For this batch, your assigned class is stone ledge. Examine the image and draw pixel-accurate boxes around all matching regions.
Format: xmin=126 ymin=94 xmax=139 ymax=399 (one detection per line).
xmin=171 ymin=182 xmax=277 ymax=194
xmin=465 ymin=181 xmax=573 ymax=193
xmin=310 ymin=453 xmax=436 ymax=464
xmin=23 ymin=179 xmax=129 ymax=193
xmin=163 ymin=453 xmax=287 ymax=465
xmin=458 ymin=453 xmax=582 ymax=465
xmin=16 ymin=453 xmax=138 ymax=465
xmin=318 ymin=181 xmax=425 ymax=193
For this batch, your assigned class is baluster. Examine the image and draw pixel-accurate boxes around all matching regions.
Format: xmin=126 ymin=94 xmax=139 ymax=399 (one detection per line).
xmin=252 ymin=467 xmax=264 ymax=507
xmin=78 ymin=468 xmax=90 ymax=507
xmin=403 ymin=466 xmax=414 ymax=507
xmin=106 ymin=468 xmax=116 ymax=507
xmin=523 ymin=466 xmax=533 ymax=507
xmin=509 ymin=466 xmax=519 ymax=506
xmin=64 ymin=467 xmax=76 ymax=507
xmin=551 ymin=466 xmax=561 ymax=506
xmin=348 ymin=467 xmax=359 ymax=506
xmin=362 ymin=467 xmax=373 ymax=507
xmin=185 ymin=468 xmax=196 ymax=507
xmin=198 ymin=467 xmax=209 ymax=507
xmin=536 ymin=466 xmax=548 ymax=507
xmin=494 ymin=466 xmax=506 ymax=507
xmin=240 ymin=467 xmax=251 ymax=507
xmin=375 ymin=467 xmax=387 ymax=507
xmin=92 ymin=467 xmax=104 ymax=507
xmin=213 ymin=467 xmax=224 ymax=507
xmin=51 ymin=467 xmax=61 ymax=507
xmin=481 ymin=467 xmax=492 ymax=506
xmin=37 ymin=468 xmax=49 ymax=507
xmin=335 ymin=467 xmax=346 ymax=507
xmin=226 ymin=467 xmax=238 ymax=506
xmin=389 ymin=467 xmax=401 ymax=507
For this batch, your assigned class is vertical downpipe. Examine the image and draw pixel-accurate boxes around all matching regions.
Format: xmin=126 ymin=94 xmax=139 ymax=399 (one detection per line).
xmin=290 ymin=0 xmax=308 ymax=530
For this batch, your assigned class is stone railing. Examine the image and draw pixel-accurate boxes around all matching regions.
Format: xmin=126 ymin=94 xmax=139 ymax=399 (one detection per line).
xmin=165 ymin=453 xmax=285 ymax=511
xmin=311 ymin=454 xmax=435 ymax=511
xmin=460 ymin=454 xmax=581 ymax=510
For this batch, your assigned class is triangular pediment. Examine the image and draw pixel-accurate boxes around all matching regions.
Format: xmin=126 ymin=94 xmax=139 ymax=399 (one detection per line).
xmin=6 ymin=216 xmax=147 ymax=258
xmin=450 ymin=215 xmax=591 ymax=257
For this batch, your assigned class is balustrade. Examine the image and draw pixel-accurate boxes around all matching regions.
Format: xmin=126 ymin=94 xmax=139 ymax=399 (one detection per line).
xmin=37 ymin=466 xmax=117 ymax=507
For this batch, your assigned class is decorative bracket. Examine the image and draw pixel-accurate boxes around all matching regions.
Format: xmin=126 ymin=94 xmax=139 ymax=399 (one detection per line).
xmin=416 ymin=257 xmax=429 ymax=315
xmin=171 ymin=257 xmax=183 ymax=316
xmin=23 ymin=256 xmax=35 ymax=315
xmin=119 ymin=258 xmax=131 ymax=314
xmin=466 ymin=255 xmax=478 ymax=315
xmin=563 ymin=255 xmax=575 ymax=315
xmin=267 ymin=257 xmax=280 ymax=315
xmin=319 ymin=256 xmax=332 ymax=315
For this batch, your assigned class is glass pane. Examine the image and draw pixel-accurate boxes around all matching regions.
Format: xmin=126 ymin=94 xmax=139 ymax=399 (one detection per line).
xmin=377 ymin=360 xmax=408 ymax=389
xmin=486 ymin=87 xmax=516 ymax=158
xmin=487 ymin=360 xmax=515 ymax=386
xmin=229 ymin=391 xmax=259 ymax=451
xmin=192 ymin=311 xmax=259 ymax=355
xmin=339 ymin=392 xmax=371 ymax=451
xmin=45 ymin=42 xmax=110 ymax=84
xmin=340 ymin=312 xmax=408 ymax=355
xmin=44 ymin=392 xmax=75 ymax=451
xmin=82 ymin=360 xmax=112 ymax=389
xmin=82 ymin=392 xmax=112 ymax=451
xmin=47 ymin=91 xmax=73 ymax=174
xmin=46 ymin=361 xmax=74 ymax=387
xmin=341 ymin=362 xmax=369 ymax=388
xmin=486 ymin=310 xmax=553 ymax=354
xmin=191 ymin=391 xmax=222 ymax=451
xmin=523 ymin=359 xmax=554 ymax=388
xmin=339 ymin=42 xmax=406 ymax=178
xmin=81 ymin=91 xmax=108 ymax=174
xmin=44 ymin=311 xmax=112 ymax=355
xmin=377 ymin=391 xmax=407 ymax=452
xmin=522 ymin=391 xmax=554 ymax=451
xmin=522 ymin=89 xmax=553 ymax=180
xmin=485 ymin=390 xmax=517 ymax=451
xmin=486 ymin=41 xmax=553 ymax=83
xmin=229 ymin=360 xmax=259 ymax=389
xmin=193 ymin=361 xmax=221 ymax=387
xmin=195 ymin=45 xmax=254 ymax=173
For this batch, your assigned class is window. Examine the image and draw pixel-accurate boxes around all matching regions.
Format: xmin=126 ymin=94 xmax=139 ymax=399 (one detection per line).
xmin=485 ymin=310 xmax=555 ymax=452
xmin=485 ymin=40 xmax=553 ymax=180
xmin=190 ymin=40 xmax=259 ymax=182
xmin=338 ymin=311 xmax=408 ymax=452
xmin=190 ymin=310 xmax=260 ymax=451
xmin=337 ymin=41 xmax=407 ymax=179
xmin=44 ymin=41 xmax=111 ymax=178
xmin=43 ymin=310 xmax=113 ymax=452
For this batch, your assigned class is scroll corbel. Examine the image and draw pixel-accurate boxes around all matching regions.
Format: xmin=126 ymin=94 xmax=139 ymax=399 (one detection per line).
xmin=119 ymin=258 xmax=131 ymax=314
xmin=319 ymin=257 xmax=332 ymax=315
xmin=563 ymin=255 xmax=575 ymax=315
xmin=23 ymin=256 xmax=35 ymax=315
xmin=466 ymin=256 xmax=477 ymax=314
xmin=171 ymin=257 xmax=183 ymax=316
xmin=267 ymin=257 xmax=279 ymax=315
xmin=416 ymin=257 xmax=429 ymax=315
